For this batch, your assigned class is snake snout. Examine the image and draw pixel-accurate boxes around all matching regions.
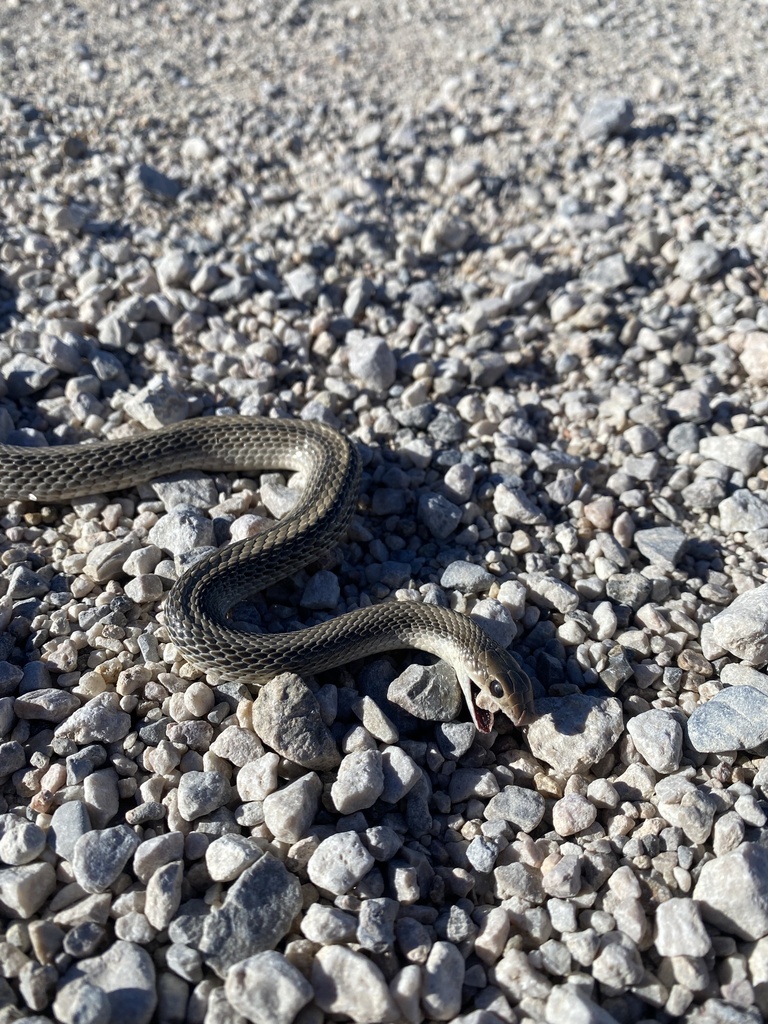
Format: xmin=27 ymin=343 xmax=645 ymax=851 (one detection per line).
xmin=473 ymin=645 xmax=535 ymax=729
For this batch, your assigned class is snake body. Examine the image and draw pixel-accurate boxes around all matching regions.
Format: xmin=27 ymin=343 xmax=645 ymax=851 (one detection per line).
xmin=1 ymin=416 xmax=534 ymax=730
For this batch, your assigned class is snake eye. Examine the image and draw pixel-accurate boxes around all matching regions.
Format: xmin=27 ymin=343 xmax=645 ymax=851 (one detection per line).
xmin=490 ymin=680 xmax=505 ymax=700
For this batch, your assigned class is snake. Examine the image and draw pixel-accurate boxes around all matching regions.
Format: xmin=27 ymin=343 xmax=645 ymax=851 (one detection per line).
xmin=0 ymin=416 xmax=534 ymax=732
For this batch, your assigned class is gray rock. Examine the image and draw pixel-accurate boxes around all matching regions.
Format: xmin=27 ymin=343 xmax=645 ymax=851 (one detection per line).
xmin=694 ymin=843 xmax=768 ymax=940
xmin=590 ymin=931 xmax=644 ymax=989
xmin=0 ymin=862 xmax=56 ymax=918
xmin=165 ymin=943 xmax=203 ymax=983
xmin=579 ymin=95 xmax=634 ymax=141
xmin=6 ymin=565 xmax=49 ymax=599
xmin=55 ymin=694 xmax=131 ymax=745
xmin=448 ymin=768 xmax=499 ymax=802
xmin=123 ymin=574 xmax=164 ymax=603
xmin=440 ymin=561 xmax=495 ymax=593
xmin=484 ymin=786 xmax=545 ymax=832
xmin=2 ymin=353 xmax=58 ymax=396
xmin=687 ymin=685 xmax=768 ymax=752
xmin=84 ymin=534 xmax=144 ymax=582
xmin=225 ymin=951 xmax=313 ymax=1024
xmin=151 ymin=472 xmax=218 ymax=511
xmin=442 ymin=463 xmax=475 ymax=504
xmin=542 ymin=854 xmax=582 ymax=899
xmin=654 ymin=775 xmax=717 ymax=843
xmin=14 ymin=688 xmax=79 ymax=723
xmin=72 ymin=825 xmax=140 ymax=894
xmin=252 ymin=675 xmax=340 ymax=770
xmin=57 ymin=940 xmax=156 ymax=1024
xmin=155 ymin=249 xmax=195 ymax=288
xmin=605 ymin=572 xmax=653 ymax=610
xmin=357 ymin=897 xmax=399 ymax=953
xmin=466 ymin=836 xmax=501 ymax=874
xmin=436 ymin=721 xmax=476 ymax=760
xmin=209 ymin=274 xmax=256 ymax=304
xmin=343 ymin=276 xmax=375 ymax=319
xmin=52 ymin=976 xmax=110 ymax=1024
xmin=418 ymin=492 xmax=462 ymax=539
xmin=469 ymin=351 xmax=508 ymax=387
xmin=177 ymin=770 xmax=231 ymax=821
xmin=699 ymin=435 xmax=764 ymax=475
xmin=677 ymin=241 xmax=722 ymax=282
xmin=668 ymin=422 xmax=703 ymax=456
xmin=494 ymin=860 xmax=544 ymax=902
xmin=307 ymin=831 xmax=375 ymax=895
xmin=584 ymin=253 xmax=632 ymax=293
xmin=527 ymin=694 xmax=624 ymax=774
xmin=49 ymin=801 xmax=91 ymax=862
xmin=198 ymin=853 xmax=302 ymax=976
xmin=83 ymin=769 xmax=120 ymax=829
xmin=285 ymin=264 xmax=321 ymax=304
xmin=40 ymin=332 xmax=85 ymax=374
xmin=718 ymin=489 xmax=768 ymax=533
xmin=331 ymin=750 xmax=384 ymax=813
xmin=300 ymin=569 xmax=341 ymax=610
xmin=493 ymin=484 xmax=546 ymax=525
xmin=388 ymin=663 xmax=463 ymax=724
xmin=353 ymin=695 xmax=398 ymax=744
xmin=422 ymin=940 xmax=465 ymax=1021
xmin=600 ymin=645 xmax=634 ymax=692
xmin=504 ymin=267 xmax=544 ymax=308
xmin=740 ymin=331 xmax=768 ymax=384
xmin=123 ymin=380 xmax=188 ymax=429
xmin=525 ymin=573 xmax=580 ymax=613
xmin=133 ymin=831 xmax=185 ymax=883
xmin=720 ymin=663 xmax=768 ymax=694
xmin=347 ymin=335 xmax=397 ymax=391
xmin=380 ymin=745 xmax=421 ymax=802
xmin=545 ymin=984 xmax=622 ymax=1024
xmin=710 ymin=584 xmax=768 ymax=665
xmin=0 ymin=740 xmax=26 ymax=777
xmin=263 ymin=773 xmax=322 ymax=843
xmin=552 ymin=794 xmax=597 ymax=836
xmin=209 ymin=725 xmax=264 ymax=767
xmin=205 ymin=834 xmax=262 ymax=883
xmin=654 ymin=897 xmax=711 ymax=957
xmin=0 ymin=701 xmax=11 ymax=742
xmin=301 ymin=903 xmax=357 ymax=945
xmin=136 ymin=162 xmax=182 ymax=198
xmin=148 ymin=505 xmax=215 ymax=555
xmin=145 ymin=860 xmax=183 ymax=930
xmin=633 ymin=527 xmax=687 ymax=569
xmin=682 ymin=476 xmax=727 ymax=510
xmin=312 ymin=944 xmax=399 ymax=1021
xmin=408 ymin=280 xmax=441 ymax=309
xmin=420 ymin=210 xmax=472 ymax=255
xmin=626 ymin=709 xmax=683 ymax=773
xmin=0 ymin=816 xmax=46 ymax=865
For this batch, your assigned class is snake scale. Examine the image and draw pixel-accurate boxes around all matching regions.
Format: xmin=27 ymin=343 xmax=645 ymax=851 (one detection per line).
xmin=0 ymin=416 xmax=534 ymax=731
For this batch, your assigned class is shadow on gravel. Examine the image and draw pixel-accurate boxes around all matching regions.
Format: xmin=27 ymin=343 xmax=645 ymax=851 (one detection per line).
xmin=0 ymin=269 xmax=18 ymax=335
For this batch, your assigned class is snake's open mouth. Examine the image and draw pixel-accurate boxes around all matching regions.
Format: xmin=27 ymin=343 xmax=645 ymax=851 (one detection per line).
xmin=457 ymin=673 xmax=495 ymax=734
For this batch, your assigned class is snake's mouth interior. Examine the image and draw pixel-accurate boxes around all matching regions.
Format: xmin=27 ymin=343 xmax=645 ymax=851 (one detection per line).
xmin=458 ymin=673 xmax=495 ymax=734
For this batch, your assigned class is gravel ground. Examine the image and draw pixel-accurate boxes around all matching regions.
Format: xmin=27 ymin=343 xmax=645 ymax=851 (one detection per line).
xmin=2 ymin=1 xmax=768 ymax=1022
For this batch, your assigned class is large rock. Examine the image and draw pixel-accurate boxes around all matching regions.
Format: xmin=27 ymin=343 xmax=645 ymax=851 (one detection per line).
xmin=198 ymin=853 xmax=302 ymax=976
xmin=56 ymin=940 xmax=156 ymax=1024
xmin=694 ymin=843 xmax=768 ymax=940
xmin=710 ymin=584 xmax=768 ymax=665
xmin=526 ymin=694 xmax=623 ymax=774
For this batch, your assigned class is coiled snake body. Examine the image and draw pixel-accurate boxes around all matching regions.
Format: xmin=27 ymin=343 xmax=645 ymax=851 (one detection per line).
xmin=1 ymin=417 xmax=534 ymax=731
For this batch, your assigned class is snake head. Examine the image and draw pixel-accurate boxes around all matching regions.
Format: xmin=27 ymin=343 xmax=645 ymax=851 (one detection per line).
xmin=457 ymin=644 xmax=535 ymax=733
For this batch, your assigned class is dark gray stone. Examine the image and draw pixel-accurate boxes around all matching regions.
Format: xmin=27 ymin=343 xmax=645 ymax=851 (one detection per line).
xmin=198 ymin=853 xmax=302 ymax=976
